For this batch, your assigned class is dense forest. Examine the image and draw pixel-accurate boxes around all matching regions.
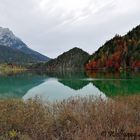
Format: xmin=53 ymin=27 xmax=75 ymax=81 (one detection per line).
xmin=86 ymin=25 xmax=140 ymax=71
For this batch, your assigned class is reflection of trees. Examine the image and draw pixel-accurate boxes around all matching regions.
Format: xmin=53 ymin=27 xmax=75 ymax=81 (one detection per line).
xmin=1 ymin=70 xmax=139 ymax=99
xmin=48 ymin=70 xmax=140 ymax=94
xmin=59 ymin=79 xmax=90 ymax=90
xmin=47 ymin=70 xmax=90 ymax=90
xmin=86 ymin=71 xmax=140 ymax=96
xmin=86 ymin=70 xmax=140 ymax=79
xmin=0 ymin=73 xmax=46 ymax=98
xmin=91 ymin=80 xmax=140 ymax=97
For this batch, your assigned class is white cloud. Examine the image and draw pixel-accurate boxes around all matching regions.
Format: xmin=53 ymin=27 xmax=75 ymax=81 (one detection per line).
xmin=0 ymin=0 xmax=140 ymax=58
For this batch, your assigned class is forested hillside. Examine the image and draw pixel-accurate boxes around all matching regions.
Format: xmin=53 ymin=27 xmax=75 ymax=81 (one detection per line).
xmin=46 ymin=47 xmax=90 ymax=71
xmin=86 ymin=25 xmax=140 ymax=71
xmin=0 ymin=45 xmax=37 ymax=64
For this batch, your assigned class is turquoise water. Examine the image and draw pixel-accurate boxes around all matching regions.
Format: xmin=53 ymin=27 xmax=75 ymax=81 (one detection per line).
xmin=0 ymin=71 xmax=140 ymax=101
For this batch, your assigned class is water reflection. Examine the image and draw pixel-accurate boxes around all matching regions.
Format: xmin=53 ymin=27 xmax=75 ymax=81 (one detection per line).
xmin=87 ymin=71 xmax=140 ymax=96
xmin=0 ymin=73 xmax=46 ymax=98
xmin=54 ymin=71 xmax=89 ymax=90
xmin=0 ymin=71 xmax=140 ymax=100
xmin=23 ymin=78 xmax=106 ymax=102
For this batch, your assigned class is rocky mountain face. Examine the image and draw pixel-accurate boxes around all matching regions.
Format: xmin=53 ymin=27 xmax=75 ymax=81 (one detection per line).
xmin=0 ymin=27 xmax=50 ymax=63
xmin=86 ymin=25 xmax=140 ymax=71
xmin=45 ymin=47 xmax=90 ymax=71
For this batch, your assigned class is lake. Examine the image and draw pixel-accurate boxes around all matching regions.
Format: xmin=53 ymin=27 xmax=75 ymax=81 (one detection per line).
xmin=0 ymin=71 xmax=140 ymax=101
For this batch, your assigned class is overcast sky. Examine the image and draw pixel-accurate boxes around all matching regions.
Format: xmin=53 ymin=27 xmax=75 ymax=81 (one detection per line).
xmin=0 ymin=0 xmax=140 ymax=58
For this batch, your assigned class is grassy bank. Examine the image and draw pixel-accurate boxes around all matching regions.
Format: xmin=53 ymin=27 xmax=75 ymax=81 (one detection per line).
xmin=0 ymin=96 xmax=140 ymax=140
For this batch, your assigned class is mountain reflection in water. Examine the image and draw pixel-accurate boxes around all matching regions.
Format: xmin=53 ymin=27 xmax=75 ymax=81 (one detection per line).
xmin=0 ymin=71 xmax=140 ymax=100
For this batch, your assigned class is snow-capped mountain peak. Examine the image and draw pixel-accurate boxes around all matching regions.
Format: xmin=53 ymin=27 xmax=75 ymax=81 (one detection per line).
xmin=0 ymin=27 xmax=23 ymax=49
xmin=0 ymin=27 xmax=50 ymax=61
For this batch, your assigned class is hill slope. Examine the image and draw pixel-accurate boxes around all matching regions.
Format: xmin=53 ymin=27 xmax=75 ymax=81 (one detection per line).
xmin=46 ymin=47 xmax=90 ymax=71
xmin=86 ymin=25 xmax=140 ymax=71
xmin=0 ymin=45 xmax=41 ymax=64
xmin=0 ymin=27 xmax=50 ymax=62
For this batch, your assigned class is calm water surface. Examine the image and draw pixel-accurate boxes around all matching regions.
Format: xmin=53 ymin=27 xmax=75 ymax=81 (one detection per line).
xmin=0 ymin=71 xmax=140 ymax=101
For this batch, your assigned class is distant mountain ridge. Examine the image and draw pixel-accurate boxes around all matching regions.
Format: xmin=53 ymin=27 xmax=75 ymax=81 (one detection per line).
xmin=45 ymin=47 xmax=90 ymax=71
xmin=0 ymin=45 xmax=38 ymax=64
xmin=31 ymin=47 xmax=90 ymax=73
xmin=0 ymin=27 xmax=50 ymax=63
xmin=86 ymin=25 xmax=140 ymax=71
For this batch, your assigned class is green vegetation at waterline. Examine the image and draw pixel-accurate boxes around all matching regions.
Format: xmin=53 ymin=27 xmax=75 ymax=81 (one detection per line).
xmin=0 ymin=96 xmax=140 ymax=140
xmin=0 ymin=64 xmax=26 ymax=75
